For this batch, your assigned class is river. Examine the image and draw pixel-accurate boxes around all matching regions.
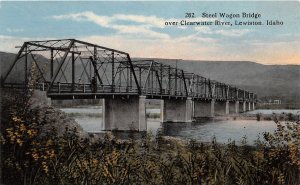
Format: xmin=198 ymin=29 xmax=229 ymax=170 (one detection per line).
xmin=60 ymin=106 xmax=300 ymax=145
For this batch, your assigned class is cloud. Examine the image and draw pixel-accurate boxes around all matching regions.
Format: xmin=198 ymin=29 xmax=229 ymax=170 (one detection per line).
xmin=176 ymin=32 xmax=217 ymax=43
xmin=79 ymin=35 xmax=218 ymax=60
xmin=53 ymin=11 xmax=253 ymax=40
xmin=113 ymin=14 xmax=165 ymax=28
xmin=6 ymin=28 xmax=24 ymax=33
xmin=195 ymin=27 xmax=252 ymax=37
xmin=0 ymin=35 xmax=55 ymax=53
xmin=112 ymin=25 xmax=170 ymax=39
xmin=215 ymin=29 xmax=252 ymax=37
xmin=194 ymin=27 xmax=212 ymax=34
xmin=0 ymin=35 xmax=28 ymax=52
xmin=53 ymin=12 xmax=111 ymax=26
xmin=52 ymin=11 xmax=169 ymax=39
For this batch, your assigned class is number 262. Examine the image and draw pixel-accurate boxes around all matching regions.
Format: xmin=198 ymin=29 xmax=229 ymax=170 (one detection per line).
xmin=185 ymin=13 xmax=195 ymax=18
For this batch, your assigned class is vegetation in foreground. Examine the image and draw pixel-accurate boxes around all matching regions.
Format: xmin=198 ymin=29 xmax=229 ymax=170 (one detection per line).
xmin=1 ymin=89 xmax=299 ymax=185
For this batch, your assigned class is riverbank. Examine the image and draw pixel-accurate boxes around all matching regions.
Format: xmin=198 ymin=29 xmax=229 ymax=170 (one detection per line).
xmin=257 ymin=103 xmax=300 ymax=110
xmin=231 ymin=110 xmax=299 ymax=121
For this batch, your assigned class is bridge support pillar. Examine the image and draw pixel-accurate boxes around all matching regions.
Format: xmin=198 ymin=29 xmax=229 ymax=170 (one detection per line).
xmin=186 ymin=97 xmax=194 ymax=122
xmin=243 ymin=101 xmax=247 ymax=112
xmin=225 ymin=100 xmax=230 ymax=115
xmin=234 ymin=101 xmax=239 ymax=114
xmin=160 ymin=100 xmax=164 ymax=122
xmin=248 ymin=102 xmax=252 ymax=111
xmin=194 ymin=99 xmax=215 ymax=118
xmin=252 ymin=102 xmax=255 ymax=110
xmin=163 ymin=97 xmax=193 ymax=122
xmin=215 ymin=101 xmax=227 ymax=116
xmin=103 ymin=96 xmax=146 ymax=131
xmin=239 ymin=101 xmax=243 ymax=113
xmin=229 ymin=101 xmax=236 ymax=114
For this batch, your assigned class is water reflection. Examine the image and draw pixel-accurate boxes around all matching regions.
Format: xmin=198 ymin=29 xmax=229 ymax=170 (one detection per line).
xmin=75 ymin=117 xmax=104 ymax=133
xmin=160 ymin=120 xmax=277 ymax=145
xmin=60 ymin=106 xmax=280 ymax=145
xmin=60 ymin=106 xmax=103 ymax=133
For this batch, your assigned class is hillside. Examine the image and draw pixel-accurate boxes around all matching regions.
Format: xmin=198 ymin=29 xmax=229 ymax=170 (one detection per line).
xmin=0 ymin=51 xmax=50 ymax=83
xmin=1 ymin=52 xmax=299 ymax=103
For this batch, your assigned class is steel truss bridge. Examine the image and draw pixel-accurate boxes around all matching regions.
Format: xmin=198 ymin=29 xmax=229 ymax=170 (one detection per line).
xmin=1 ymin=39 xmax=257 ymax=103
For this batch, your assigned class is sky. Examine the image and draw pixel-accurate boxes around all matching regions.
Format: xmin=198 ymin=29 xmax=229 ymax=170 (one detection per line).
xmin=0 ymin=1 xmax=299 ymax=65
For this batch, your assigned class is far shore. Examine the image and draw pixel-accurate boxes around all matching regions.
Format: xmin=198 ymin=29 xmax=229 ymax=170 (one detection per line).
xmin=215 ymin=111 xmax=299 ymax=121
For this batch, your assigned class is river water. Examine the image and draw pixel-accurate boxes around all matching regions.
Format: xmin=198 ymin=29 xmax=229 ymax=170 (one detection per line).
xmin=60 ymin=106 xmax=300 ymax=145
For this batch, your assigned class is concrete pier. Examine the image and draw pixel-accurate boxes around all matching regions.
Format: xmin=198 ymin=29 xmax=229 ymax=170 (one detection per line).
xmin=252 ymin=102 xmax=255 ymax=110
xmin=229 ymin=101 xmax=237 ymax=114
xmin=214 ymin=101 xmax=227 ymax=116
xmin=235 ymin=101 xmax=239 ymax=114
xmin=194 ymin=99 xmax=215 ymax=118
xmin=248 ymin=102 xmax=252 ymax=111
xmin=163 ymin=97 xmax=193 ymax=122
xmin=160 ymin=100 xmax=164 ymax=122
xmin=225 ymin=100 xmax=230 ymax=115
xmin=103 ymin=96 xmax=146 ymax=131
xmin=243 ymin=101 xmax=247 ymax=112
xmin=238 ymin=102 xmax=243 ymax=113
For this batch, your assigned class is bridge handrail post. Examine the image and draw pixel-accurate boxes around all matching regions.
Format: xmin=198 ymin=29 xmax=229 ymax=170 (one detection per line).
xmin=58 ymin=82 xmax=60 ymax=94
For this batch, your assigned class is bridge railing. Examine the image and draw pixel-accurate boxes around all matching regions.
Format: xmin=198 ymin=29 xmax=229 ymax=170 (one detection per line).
xmin=47 ymin=83 xmax=140 ymax=94
xmin=1 ymin=82 xmax=27 ymax=89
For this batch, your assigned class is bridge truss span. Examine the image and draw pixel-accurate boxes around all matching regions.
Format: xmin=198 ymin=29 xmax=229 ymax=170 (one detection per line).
xmin=1 ymin=39 xmax=257 ymax=103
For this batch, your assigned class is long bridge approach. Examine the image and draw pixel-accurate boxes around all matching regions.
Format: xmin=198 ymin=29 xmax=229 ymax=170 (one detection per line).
xmin=1 ymin=39 xmax=257 ymax=131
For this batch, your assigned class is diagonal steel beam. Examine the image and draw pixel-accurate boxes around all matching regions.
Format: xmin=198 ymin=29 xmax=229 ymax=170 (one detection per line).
xmin=30 ymin=53 xmax=47 ymax=82
xmin=155 ymin=71 xmax=162 ymax=94
xmin=47 ymin=40 xmax=75 ymax=92
xmin=142 ymin=61 xmax=153 ymax=90
xmin=127 ymin=54 xmax=141 ymax=94
xmin=89 ymin=56 xmax=103 ymax=85
xmin=182 ymin=70 xmax=188 ymax=96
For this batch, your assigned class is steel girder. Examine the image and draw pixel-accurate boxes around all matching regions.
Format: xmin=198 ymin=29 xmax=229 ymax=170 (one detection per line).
xmin=1 ymin=39 xmax=257 ymax=102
